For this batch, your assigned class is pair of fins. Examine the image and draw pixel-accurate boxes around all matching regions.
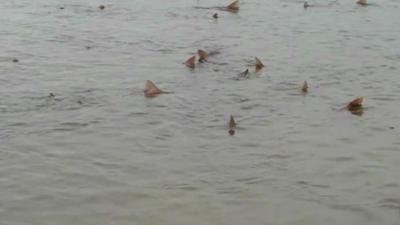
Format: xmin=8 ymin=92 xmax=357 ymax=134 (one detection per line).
xmin=299 ymin=81 xmax=363 ymax=114
xmin=185 ymin=49 xmax=209 ymax=69
xmin=300 ymin=82 xmax=364 ymax=115
xmin=144 ymin=80 xmax=238 ymax=135
xmin=143 ymin=81 xmax=238 ymax=135
xmin=228 ymin=98 xmax=364 ymax=136
xmin=237 ymin=57 xmax=265 ymax=79
xmin=228 ymin=98 xmax=364 ymax=135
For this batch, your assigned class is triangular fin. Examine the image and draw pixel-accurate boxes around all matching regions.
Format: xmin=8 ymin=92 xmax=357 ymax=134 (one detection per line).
xmin=302 ymin=81 xmax=308 ymax=93
xmin=226 ymin=0 xmax=240 ymax=11
xmin=255 ymin=57 xmax=265 ymax=71
xmin=144 ymin=80 xmax=165 ymax=97
xmin=198 ymin=49 xmax=209 ymax=62
xmin=229 ymin=115 xmax=236 ymax=135
xmin=185 ymin=55 xmax=196 ymax=69
xmin=347 ymin=97 xmax=364 ymax=110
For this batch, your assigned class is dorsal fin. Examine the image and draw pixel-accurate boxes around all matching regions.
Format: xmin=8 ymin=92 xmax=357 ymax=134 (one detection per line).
xmin=255 ymin=57 xmax=265 ymax=71
xmin=239 ymin=69 xmax=249 ymax=79
xmin=357 ymin=0 xmax=367 ymax=5
xmin=226 ymin=0 xmax=240 ymax=11
xmin=302 ymin=81 xmax=308 ymax=93
xmin=198 ymin=49 xmax=209 ymax=62
xmin=347 ymin=97 xmax=364 ymax=110
xmin=185 ymin=55 xmax=196 ymax=69
xmin=228 ymin=115 xmax=236 ymax=135
xmin=144 ymin=80 xmax=164 ymax=97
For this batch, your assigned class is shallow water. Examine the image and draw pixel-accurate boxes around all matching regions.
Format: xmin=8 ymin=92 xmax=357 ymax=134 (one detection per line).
xmin=1 ymin=0 xmax=400 ymax=224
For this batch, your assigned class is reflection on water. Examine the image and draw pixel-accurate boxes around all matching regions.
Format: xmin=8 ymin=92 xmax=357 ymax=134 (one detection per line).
xmin=1 ymin=0 xmax=400 ymax=224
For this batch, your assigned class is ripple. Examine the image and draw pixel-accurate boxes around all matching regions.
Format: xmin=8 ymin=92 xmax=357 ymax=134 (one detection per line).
xmin=235 ymin=176 xmax=265 ymax=185
xmin=52 ymin=122 xmax=89 ymax=132
xmin=379 ymin=198 xmax=400 ymax=211
xmin=327 ymin=156 xmax=355 ymax=162
xmin=162 ymin=183 xmax=198 ymax=191
xmin=266 ymin=154 xmax=291 ymax=159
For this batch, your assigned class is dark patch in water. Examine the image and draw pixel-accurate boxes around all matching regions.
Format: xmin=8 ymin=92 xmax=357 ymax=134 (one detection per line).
xmin=329 ymin=156 xmax=355 ymax=162
xmin=379 ymin=198 xmax=400 ymax=213
xmin=267 ymin=154 xmax=291 ymax=159
xmin=236 ymin=176 xmax=265 ymax=185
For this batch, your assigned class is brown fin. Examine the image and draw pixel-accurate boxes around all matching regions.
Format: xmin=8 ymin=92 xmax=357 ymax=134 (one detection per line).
xmin=347 ymin=97 xmax=364 ymax=111
xmin=228 ymin=115 xmax=236 ymax=135
xmin=357 ymin=0 xmax=367 ymax=5
xmin=255 ymin=57 xmax=265 ymax=71
xmin=213 ymin=13 xmax=218 ymax=19
xmin=226 ymin=0 xmax=240 ymax=11
xmin=302 ymin=81 xmax=308 ymax=93
xmin=144 ymin=80 xmax=165 ymax=97
xmin=185 ymin=55 xmax=196 ymax=69
xmin=198 ymin=49 xmax=209 ymax=63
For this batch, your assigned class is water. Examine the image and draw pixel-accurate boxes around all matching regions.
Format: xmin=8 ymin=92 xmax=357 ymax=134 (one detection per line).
xmin=1 ymin=0 xmax=400 ymax=224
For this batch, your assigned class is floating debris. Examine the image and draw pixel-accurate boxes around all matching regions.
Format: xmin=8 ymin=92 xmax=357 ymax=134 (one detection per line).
xmin=226 ymin=0 xmax=240 ymax=11
xmin=228 ymin=115 xmax=236 ymax=135
xmin=213 ymin=13 xmax=218 ymax=19
xmin=144 ymin=80 xmax=169 ymax=97
xmin=255 ymin=57 xmax=264 ymax=71
xmin=302 ymin=81 xmax=308 ymax=93
xmin=198 ymin=49 xmax=208 ymax=63
xmin=185 ymin=55 xmax=196 ymax=69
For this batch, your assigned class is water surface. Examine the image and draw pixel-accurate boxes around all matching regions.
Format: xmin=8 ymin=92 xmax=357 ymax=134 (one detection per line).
xmin=1 ymin=0 xmax=400 ymax=224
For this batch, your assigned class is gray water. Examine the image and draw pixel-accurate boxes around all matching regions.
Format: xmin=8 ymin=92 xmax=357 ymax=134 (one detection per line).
xmin=1 ymin=0 xmax=400 ymax=224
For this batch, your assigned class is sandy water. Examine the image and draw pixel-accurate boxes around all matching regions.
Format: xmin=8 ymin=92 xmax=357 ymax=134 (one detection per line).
xmin=1 ymin=0 xmax=400 ymax=224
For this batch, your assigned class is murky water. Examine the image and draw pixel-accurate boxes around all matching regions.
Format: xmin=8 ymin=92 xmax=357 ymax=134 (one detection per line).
xmin=1 ymin=0 xmax=400 ymax=224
